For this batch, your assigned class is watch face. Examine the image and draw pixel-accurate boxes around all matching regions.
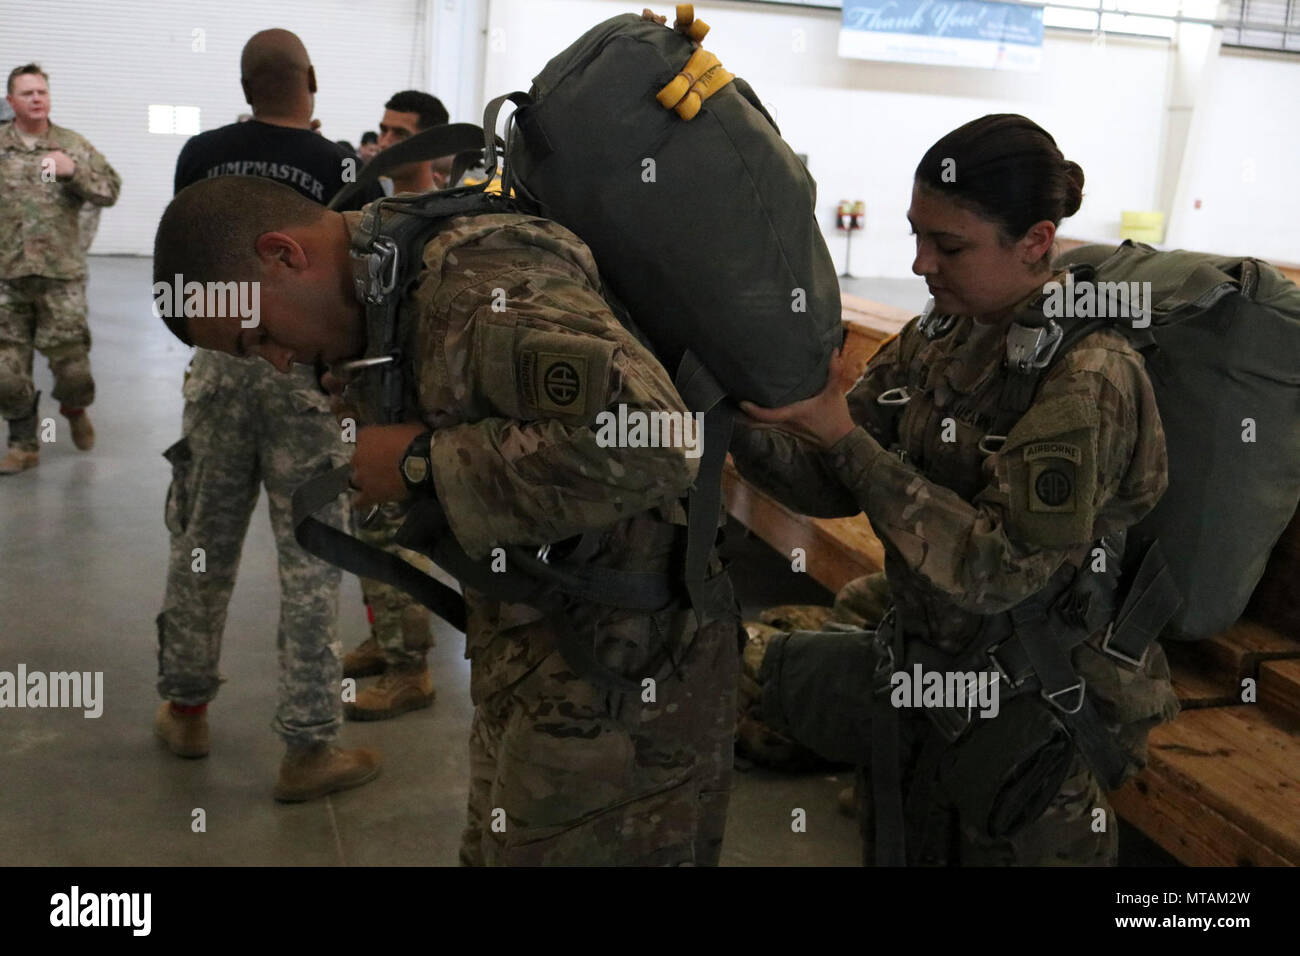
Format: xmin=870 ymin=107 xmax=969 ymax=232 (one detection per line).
xmin=402 ymin=455 xmax=429 ymax=486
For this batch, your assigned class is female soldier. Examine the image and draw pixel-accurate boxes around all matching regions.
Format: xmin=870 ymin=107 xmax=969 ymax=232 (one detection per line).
xmin=732 ymin=114 xmax=1180 ymax=866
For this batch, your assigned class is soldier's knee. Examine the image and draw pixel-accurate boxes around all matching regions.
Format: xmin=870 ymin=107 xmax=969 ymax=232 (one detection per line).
xmin=48 ymin=348 xmax=94 ymax=407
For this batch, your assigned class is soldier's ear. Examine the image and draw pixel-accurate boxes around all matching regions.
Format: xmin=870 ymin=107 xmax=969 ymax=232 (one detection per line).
xmin=240 ymin=78 xmax=252 ymax=107
xmin=307 ymin=66 xmax=317 ymax=95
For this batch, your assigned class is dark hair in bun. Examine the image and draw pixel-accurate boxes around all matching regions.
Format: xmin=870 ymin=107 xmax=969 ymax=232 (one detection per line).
xmin=915 ymin=114 xmax=1085 ymax=242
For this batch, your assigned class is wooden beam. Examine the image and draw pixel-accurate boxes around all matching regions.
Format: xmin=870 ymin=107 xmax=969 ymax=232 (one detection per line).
xmin=1190 ymin=620 xmax=1300 ymax=686
xmin=1117 ymin=708 xmax=1300 ymax=865
xmin=1259 ymin=659 xmax=1300 ymax=730
xmin=1110 ymin=765 xmax=1293 ymax=867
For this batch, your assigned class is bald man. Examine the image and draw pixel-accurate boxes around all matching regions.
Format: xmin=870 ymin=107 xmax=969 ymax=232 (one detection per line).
xmin=154 ymin=29 xmax=382 ymax=802
xmin=152 ymin=176 xmax=740 ymax=865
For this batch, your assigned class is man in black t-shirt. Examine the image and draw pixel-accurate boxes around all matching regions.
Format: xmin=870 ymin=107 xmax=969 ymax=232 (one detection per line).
xmin=153 ymin=28 xmax=383 ymax=802
xmin=174 ymin=116 xmax=379 ymax=208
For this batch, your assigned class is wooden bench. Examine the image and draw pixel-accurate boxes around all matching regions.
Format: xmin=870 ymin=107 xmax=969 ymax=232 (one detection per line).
xmin=725 ymin=294 xmax=1300 ymax=866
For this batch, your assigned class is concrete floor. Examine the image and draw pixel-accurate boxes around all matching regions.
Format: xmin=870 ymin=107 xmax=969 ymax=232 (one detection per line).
xmin=0 ymin=255 xmax=864 ymax=867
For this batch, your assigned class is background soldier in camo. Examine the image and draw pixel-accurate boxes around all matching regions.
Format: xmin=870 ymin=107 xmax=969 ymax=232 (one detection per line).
xmin=152 ymin=176 xmax=740 ymax=866
xmin=157 ymin=359 xmax=353 ymax=766
xmin=0 ymin=63 xmax=120 ymax=474
xmin=152 ymin=30 xmax=384 ymax=801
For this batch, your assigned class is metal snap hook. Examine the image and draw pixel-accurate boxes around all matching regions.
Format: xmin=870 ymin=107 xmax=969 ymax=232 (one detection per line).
xmin=876 ymin=386 xmax=912 ymax=406
xmin=978 ymin=434 xmax=1007 ymax=455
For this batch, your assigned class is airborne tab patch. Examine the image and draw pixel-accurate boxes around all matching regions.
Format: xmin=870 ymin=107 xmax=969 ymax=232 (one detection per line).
xmin=1023 ymin=441 xmax=1081 ymax=464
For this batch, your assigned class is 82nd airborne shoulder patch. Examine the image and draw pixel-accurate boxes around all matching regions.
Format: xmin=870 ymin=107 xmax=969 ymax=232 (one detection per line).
xmin=1023 ymin=440 xmax=1080 ymax=513
xmin=518 ymin=350 xmax=588 ymax=416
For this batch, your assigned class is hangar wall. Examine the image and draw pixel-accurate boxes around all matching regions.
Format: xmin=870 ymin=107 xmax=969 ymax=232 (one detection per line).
xmin=0 ymin=0 xmax=426 ymax=256
xmin=4 ymin=0 xmax=1295 ymax=270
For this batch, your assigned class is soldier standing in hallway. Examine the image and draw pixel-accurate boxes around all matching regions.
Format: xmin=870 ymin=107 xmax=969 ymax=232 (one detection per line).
xmin=0 ymin=63 xmax=119 ymax=474
xmin=152 ymin=29 xmax=383 ymax=801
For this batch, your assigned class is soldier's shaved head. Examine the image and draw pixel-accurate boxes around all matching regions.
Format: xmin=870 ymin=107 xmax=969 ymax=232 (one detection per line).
xmin=153 ymin=176 xmax=363 ymax=365
xmin=240 ymin=29 xmax=316 ymax=119
xmin=155 ymin=176 xmax=323 ymax=290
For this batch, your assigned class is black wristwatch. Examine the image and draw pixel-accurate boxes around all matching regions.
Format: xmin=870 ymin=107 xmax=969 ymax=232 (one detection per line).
xmin=400 ymin=430 xmax=436 ymax=497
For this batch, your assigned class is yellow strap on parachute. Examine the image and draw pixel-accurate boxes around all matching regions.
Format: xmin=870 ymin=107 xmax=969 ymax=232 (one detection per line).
xmin=647 ymin=4 xmax=733 ymax=121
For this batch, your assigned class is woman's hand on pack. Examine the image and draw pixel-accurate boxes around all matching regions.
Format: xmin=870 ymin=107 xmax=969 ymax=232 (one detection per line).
xmin=739 ymin=350 xmax=857 ymax=450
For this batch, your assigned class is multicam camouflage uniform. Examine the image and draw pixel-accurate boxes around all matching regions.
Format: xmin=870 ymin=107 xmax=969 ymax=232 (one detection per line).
xmin=0 ymin=121 xmax=119 ymax=449
xmin=733 ymin=283 xmax=1180 ymax=865
xmin=341 ymin=208 xmax=740 ymax=866
xmin=156 ymin=351 xmax=351 ymax=745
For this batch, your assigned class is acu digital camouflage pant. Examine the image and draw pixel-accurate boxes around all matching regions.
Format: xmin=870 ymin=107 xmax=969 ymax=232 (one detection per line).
xmin=460 ymin=606 xmax=740 ymax=866
xmin=156 ymin=363 xmax=350 ymax=746
xmin=0 ymin=276 xmax=94 ymax=450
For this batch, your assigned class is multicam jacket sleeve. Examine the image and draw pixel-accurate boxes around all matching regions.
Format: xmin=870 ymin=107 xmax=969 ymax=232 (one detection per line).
xmin=409 ymin=215 xmax=699 ymax=560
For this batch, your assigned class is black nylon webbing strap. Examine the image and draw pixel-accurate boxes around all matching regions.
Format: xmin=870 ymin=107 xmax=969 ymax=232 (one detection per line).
xmin=992 ymin=312 xmax=1113 ymax=437
xmin=1009 ymin=599 xmax=1131 ymax=789
xmin=328 ymin=123 xmax=488 ymax=212
xmin=674 ymin=352 xmax=734 ymax=628
xmin=870 ymin=614 xmax=907 ymax=866
xmin=291 ymin=466 xmax=468 ymax=632
xmin=1107 ymin=541 xmax=1182 ymax=664
xmin=481 ymin=91 xmax=535 ymax=197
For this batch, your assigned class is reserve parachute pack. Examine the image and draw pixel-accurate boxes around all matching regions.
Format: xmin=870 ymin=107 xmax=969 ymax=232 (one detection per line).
xmin=294 ymin=6 xmax=841 ymax=655
xmin=1042 ymin=241 xmax=1300 ymax=640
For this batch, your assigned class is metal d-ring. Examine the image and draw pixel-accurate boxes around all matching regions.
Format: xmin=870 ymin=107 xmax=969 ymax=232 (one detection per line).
xmin=978 ymin=434 xmax=1007 ymax=455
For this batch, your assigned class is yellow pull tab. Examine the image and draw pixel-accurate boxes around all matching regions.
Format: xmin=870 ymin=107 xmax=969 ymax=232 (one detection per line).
xmin=656 ymin=47 xmax=733 ymax=120
xmin=674 ymin=4 xmax=710 ymax=41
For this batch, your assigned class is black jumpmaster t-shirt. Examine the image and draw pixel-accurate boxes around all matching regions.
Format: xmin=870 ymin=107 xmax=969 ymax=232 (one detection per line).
xmin=174 ymin=118 xmax=381 ymax=209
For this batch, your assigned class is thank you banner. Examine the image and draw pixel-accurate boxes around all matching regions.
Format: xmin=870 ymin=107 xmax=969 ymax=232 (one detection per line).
xmin=839 ymin=0 xmax=1045 ymax=71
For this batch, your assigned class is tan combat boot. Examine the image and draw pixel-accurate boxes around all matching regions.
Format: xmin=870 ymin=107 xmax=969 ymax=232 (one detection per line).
xmin=63 ymin=407 xmax=95 ymax=451
xmin=342 ymin=636 xmax=385 ymax=679
xmin=273 ymin=742 xmax=382 ymax=802
xmin=344 ymin=662 xmax=435 ymax=721
xmin=0 ymin=446 xmax=39 ymax=475
xmin=154 ymin=701 xmax=210 ymax=758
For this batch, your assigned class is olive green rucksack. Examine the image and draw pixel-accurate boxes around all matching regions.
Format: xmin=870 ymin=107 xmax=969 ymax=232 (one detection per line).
xmin=503 ymin=8 xmax=842 ymax=409
xmin=1054 ymin=241 xmax=1300 ymax=640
